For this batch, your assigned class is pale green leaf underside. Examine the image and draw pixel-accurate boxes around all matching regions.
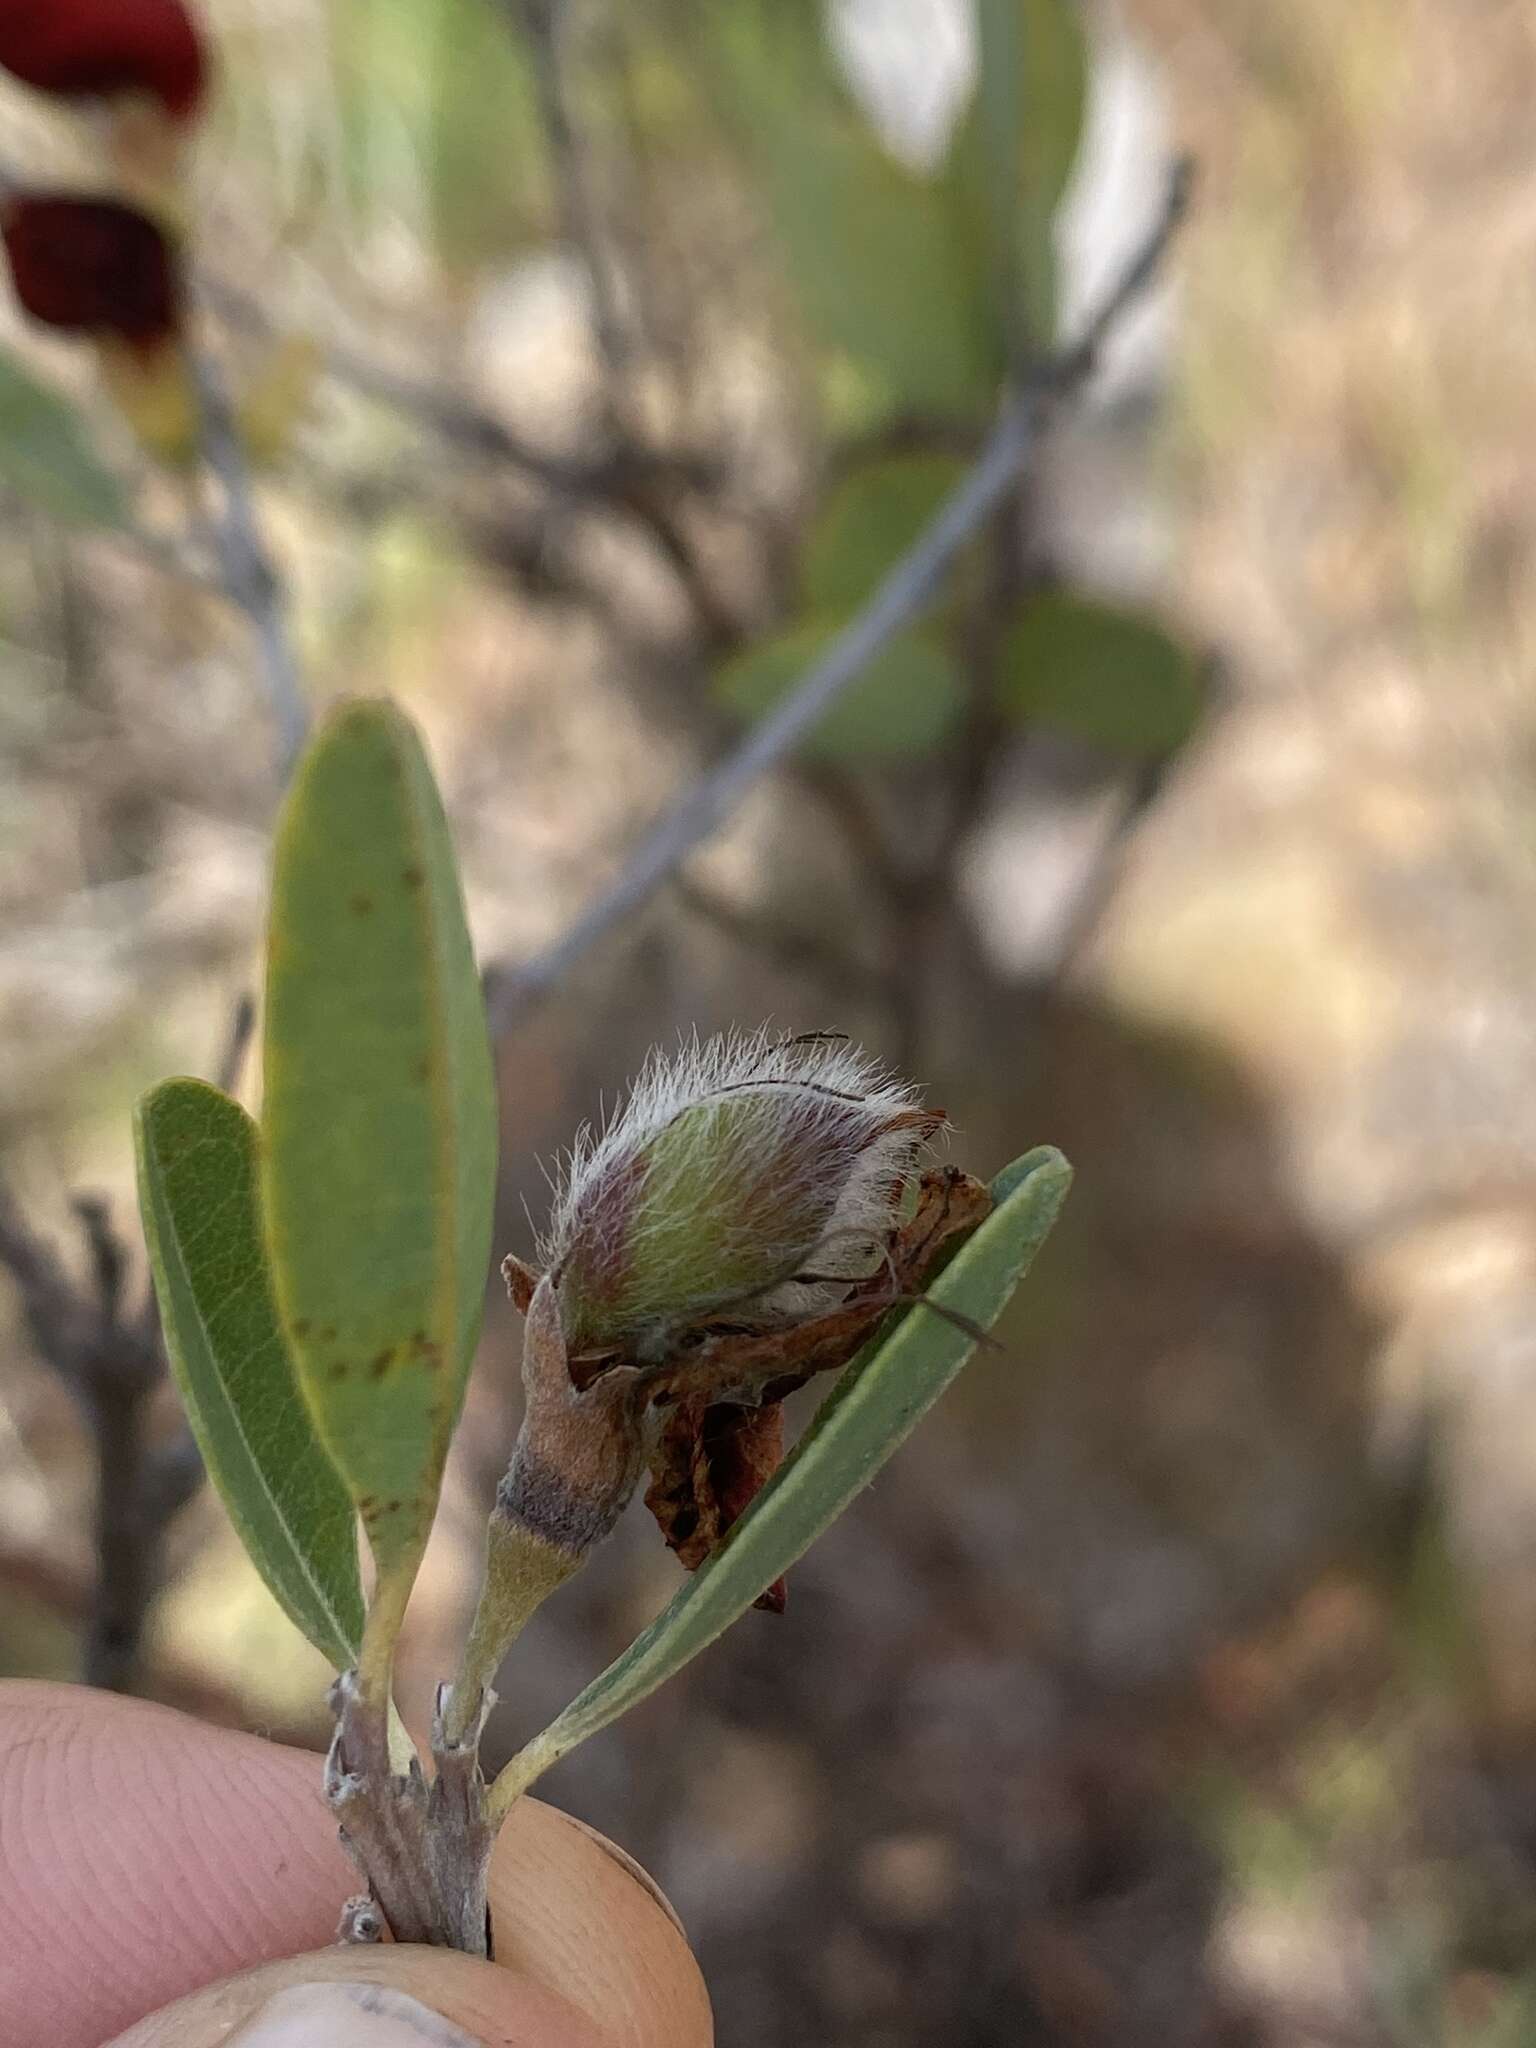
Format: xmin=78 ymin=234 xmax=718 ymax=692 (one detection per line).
xmin=0 ymin=347 xmax=130 ymax=530
xmin=134 ymin=1078 xmax=364 ymax=1668
xmin=501 ymin=1147 xmax=1071 ymax=1798
xmin=261 ymin=698 xmax=498 ymax=1583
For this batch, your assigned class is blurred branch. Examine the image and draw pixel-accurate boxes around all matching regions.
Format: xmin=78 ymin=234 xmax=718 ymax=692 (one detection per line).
xmin=486 ymin=157 xmax=1194 ymax=1030
xmin=673 ymin=875 xmax=891 ymax=1007
xmin=0 ymin=996 xmax=251 ymax=1691
xmin=203 ymin=270 xmax=738 ymax=646
xmin=0 ymin=1181 xmax=190 ymax=1689
xmin=186 ymin=341 xmax=309 ymax=781
xmin=200 ymin=274 xmax=716 ymax=497
xmin=491 ymin=0 xmax=737 ymax=644
xmin=511 ymin=0 xmax=632 ymax=378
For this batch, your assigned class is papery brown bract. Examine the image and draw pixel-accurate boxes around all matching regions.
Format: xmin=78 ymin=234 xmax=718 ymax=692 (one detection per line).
xmin=647 ymin=1397 xmax=790 ymax=1613
xmin=0 ymin=0 xmax=206 ymax=120
xmin=506 ymin=1162 xmax=994 ymax=1607
xmin=2 ymin=194 xmax=181 ymax=350
xmin=638 ymin=1165 xmax=993 ymax=1606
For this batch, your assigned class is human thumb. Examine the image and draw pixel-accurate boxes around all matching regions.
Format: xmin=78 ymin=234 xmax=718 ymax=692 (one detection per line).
xmin=108 ymin=1946 xmax=616 ymax=2048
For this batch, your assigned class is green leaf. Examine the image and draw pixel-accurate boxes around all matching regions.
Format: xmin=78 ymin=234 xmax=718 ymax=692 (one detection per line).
xmin=1000 ymin=590 xmax=1202 ymax=755
xmin=332 ymin=0 xmax=547 ymax=270
xmin=804 ymin=453 xmax=969 ymax=612
xmin=134 ymin=1078 xmax=364 ymax=1668
xmin=701 ymin=2 xmax=996 ymax=420
xmin=261 ymin=699 xmax=497 ymax=1589
xmin=496 ymin=1148 xmax=1071 ymax=1801
xmin=714 ymin=620 xmax=965 ymax=762
xmin=0 ymin=348 xmax=129 ymax=529
xmin=943 ymin=0 xmax=1089 ymax=350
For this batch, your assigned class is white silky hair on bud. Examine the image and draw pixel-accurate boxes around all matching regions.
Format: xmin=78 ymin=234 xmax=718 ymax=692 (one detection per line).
xmin=538 ymin=1028 xmax=943 ymax=1344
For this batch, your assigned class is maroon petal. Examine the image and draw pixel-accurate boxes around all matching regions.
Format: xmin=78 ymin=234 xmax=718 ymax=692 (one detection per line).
xmin=3 ymin=195 xmax=181 ymax=349
xmin=0 ymin=0 xmax=206 ymax=120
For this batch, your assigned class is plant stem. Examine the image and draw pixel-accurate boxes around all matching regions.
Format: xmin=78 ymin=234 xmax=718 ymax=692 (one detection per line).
xmin=356 ymin=1557 xmax=415 ymax=1715
xmin=440 ymin=1511 xmax=580 ymax=1750
xmin=327 ymin=1667 xmax=493 ymax=1954
xmin=485 ymin=1725 xmax=562 ymax=1824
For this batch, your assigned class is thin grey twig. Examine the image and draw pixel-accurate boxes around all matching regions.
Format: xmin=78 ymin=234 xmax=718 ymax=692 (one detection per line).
xmin=486 ymin=158 xmax=1194 ymax=1030
xmin=186 ymin=343 xmax=309 ymax=780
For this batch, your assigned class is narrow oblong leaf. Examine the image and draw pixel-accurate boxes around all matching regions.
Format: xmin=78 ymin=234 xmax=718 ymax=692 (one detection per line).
xmin=134 ymin=1077 xmax=365 ymax=1668
xmin=261 ymin=699 xmax=497 ymax=1588
xmin=496 ymin=1147 xmax=1071 ymax=1803
xmin=0 ymin=345 xmax=130 ymax=529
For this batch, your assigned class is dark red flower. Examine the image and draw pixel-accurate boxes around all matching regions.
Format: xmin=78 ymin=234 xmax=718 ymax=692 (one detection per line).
xmin=0 ymin=0 xmax=206 ymax=121
xmin=2 ymin=194 xmax=181 ymax=350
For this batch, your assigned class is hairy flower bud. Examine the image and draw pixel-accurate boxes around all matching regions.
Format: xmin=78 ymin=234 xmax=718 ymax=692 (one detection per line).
xmin=0 ymin=0 xmax=207 ymax=121
xmin=541 ymin=1029 xmax=943 ymax=1363
xmin=501 ymin=1031 xmax=991 ymax=1607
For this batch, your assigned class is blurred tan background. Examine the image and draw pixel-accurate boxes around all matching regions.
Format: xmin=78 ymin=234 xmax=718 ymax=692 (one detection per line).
xmin=6 ymin=1 xmax=1536 ymax=2041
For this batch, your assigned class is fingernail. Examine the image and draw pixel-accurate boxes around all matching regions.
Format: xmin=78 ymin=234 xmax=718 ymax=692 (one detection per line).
xmin=230 ymin=1982 xmax=486 ymax=2047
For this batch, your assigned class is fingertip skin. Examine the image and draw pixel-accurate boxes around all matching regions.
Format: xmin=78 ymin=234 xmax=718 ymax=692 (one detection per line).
xmin=0 ymin=1682 xmax=711 ymax=2048
xmin=0 ymin=1682 xmax=357 ymax=2046
xmin=104 ymin=1948 xmax=608 ymax=2048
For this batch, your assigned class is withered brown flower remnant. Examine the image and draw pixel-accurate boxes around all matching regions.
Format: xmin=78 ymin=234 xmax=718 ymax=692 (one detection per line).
xmin=2 ymin=194 xmax=181 ymax=350
xmin=0 ymin=0 xmax=207 ymax=121
xmin=501 ymin=1031 xmax=992 ymax=1609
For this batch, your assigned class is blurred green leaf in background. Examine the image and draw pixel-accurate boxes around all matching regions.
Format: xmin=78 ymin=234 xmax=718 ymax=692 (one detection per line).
xmin=1001 ymin=589 xmax=1202 ymax=756
xmin=0 ymin=347 xmax=130 ymax=531
xmin=803 ymin=451 xmax=969 ymax=611
xmin=715 ymin=617 xmax=965 ymax=761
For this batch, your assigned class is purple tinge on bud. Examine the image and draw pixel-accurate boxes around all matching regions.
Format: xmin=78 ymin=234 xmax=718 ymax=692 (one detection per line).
xmin=539 ymin=1031 xmax=944 ymax=1362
